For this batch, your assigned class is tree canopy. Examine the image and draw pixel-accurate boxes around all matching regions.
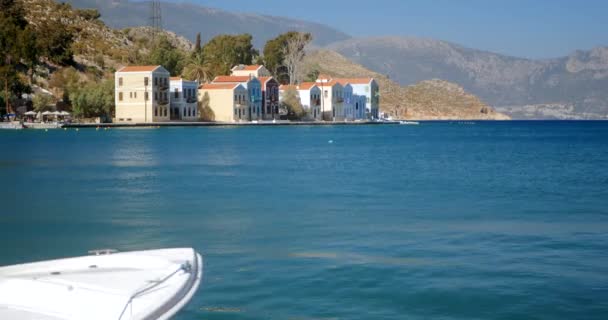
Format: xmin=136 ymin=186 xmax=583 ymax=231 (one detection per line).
xmin=146 ymin=35 xmax=185 ymax=76
xmin=262 ymin=32 xmax=312 ymax=84
xmin=202 ymin=34 xmax=258 ymax=78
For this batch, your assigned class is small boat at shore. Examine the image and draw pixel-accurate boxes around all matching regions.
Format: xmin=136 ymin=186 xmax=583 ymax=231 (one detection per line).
xmin=0 ymin=248 xmax=203 ymax=320
xmin=399 ymin=120 xmax=420 ymax=125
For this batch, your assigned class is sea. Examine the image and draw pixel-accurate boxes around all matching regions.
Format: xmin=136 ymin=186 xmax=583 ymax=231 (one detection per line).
xmin=1 ymin=121 xmax=608 ymax=320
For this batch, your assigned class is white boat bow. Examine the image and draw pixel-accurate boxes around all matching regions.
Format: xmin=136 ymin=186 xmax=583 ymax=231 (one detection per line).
xmin=0 ymin=248 xmax=203 ymax=320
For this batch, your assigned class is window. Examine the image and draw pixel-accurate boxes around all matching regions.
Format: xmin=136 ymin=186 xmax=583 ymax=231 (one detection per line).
xmin=145 ymin=92 xmax=149 ymax=101
xmin=118 ymin=77 xmax=123 ymax=86
xmin=129 ymin=92 xmax=132 ymax=99
xmin=164 ymin=108 xmax=168 ymax=117
xmin=154 ymin=92 xmax=158 ymax=101
xmin=155 ymin=108 xmax=158 ymax=117
xmin=324 ymin=90 xmax=328 ymax=98
xmin=154 ymin=77 xmax=158 ymax=86
xmin=175 ymin=88 xmax=179 ymax=99
xmin=118 ymin=92 xmax=123 ymax=101
xmin=134 ymin=92 xmax=137 ymax=99
xmin=144 ymin=77 xmax=149 ymax=86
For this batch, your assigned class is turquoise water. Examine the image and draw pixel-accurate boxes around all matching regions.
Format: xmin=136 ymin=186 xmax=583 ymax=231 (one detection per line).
xmin=1 ymin=121 xmax=608 ymax=319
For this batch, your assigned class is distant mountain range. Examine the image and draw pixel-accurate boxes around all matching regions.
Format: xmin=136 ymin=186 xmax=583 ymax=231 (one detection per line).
xmin=329 ymin=37 xmax=608 ymax=119
xmin=67 ymin=0 xmax=608 ymax=119
xmin=66 ymin=0 xmax=350 ymax=48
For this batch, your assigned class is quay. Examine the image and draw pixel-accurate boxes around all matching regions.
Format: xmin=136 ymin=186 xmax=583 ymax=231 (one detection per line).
xmin=64 ymin=120 xmax=399 ymax=129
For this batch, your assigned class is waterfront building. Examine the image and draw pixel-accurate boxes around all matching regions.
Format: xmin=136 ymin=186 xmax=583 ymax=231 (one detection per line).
xmin=230 ymin=65 xmax=272 ymax=78
xmin=315 ymin=76 xmax=344 ymax=121
xmin=114 ymin=65 xmax=170 ymax=123
xmin=198 ymin=83 xmax=249 ymax=122
xmin=297 ymin=82 xmax=322 ymax=120
xmin=334 ymin=78 xmax=380 ymax=119
xmin=258 ymin=76 xmax=280 ymax=120
xmin=212 ymin=76 xmax=263 ymax=121
xmin=169 ymin=77 xmax=198 ymax=121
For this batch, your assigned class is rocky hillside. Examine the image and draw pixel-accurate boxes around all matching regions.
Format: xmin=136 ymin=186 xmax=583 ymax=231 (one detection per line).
xmin=303 ymin=50 xmax=510 ymax=120
xmin=22 ymin=0 xmax=192 ymax=73
xmin=66 ymin=0 xmax=351 ymax=48
xmin=328 ymin=37 xmax=608 ymax=119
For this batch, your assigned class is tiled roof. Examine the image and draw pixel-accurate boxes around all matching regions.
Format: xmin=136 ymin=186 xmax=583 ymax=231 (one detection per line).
xmin=258 ymin=76 xmax=277 ymax=90
xmin=170 ymin=77 xmax=182 ymax=81
xmin=243 ymin=65 xmax=262 ymax=71
xmin=298 ymin=82 xmax=317 ymax=90
xmin=118 ymin=65 xmax=161 ymax=72
xmin=199 ymin=83 xmax=239 ymax=90
xmin=213 ymin=76 xmax=251 ymax=83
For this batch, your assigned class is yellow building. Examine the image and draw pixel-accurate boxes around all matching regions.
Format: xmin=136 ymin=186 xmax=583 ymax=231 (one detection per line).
xmin=198 ymin=83 xmax=249 ymax=122
xmin=115 ymin=65 xmax=170 ymax=123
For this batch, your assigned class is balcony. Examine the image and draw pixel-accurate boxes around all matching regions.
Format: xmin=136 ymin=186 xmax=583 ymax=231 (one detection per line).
xmin=336 ymin=98 xmax=344 ymax=103
xmin=186 ymin=97 xmax=197 ymax=104
xmin=158 ymin=99 xmax=169 ymax=106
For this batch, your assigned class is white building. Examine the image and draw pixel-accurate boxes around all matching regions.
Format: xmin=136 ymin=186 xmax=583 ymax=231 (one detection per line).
xmin=296 ymin=82 xmax=321 ymax=120
xmin=170 ymin=77 xmax=198 ymax=121
xmin=337 ymin=78 xmax=379 ymax=119
xmin=315 ymin=75 xmax=344 ymax=121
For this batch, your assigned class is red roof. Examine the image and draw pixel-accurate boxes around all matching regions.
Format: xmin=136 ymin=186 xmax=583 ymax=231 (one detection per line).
xmin=118 ymin=65 xmax=161 ymax=72
xmin=298 ymin=82 xmax=317 ymax=90
xmin=199 ymin=83 xmax=239 ymax=90
xmin=242 ymin=65 xmax=262 ymax=71
xmin=258 ymin=76 xmax=277 ymax=90
xmin=213 ymin=76 xmax=251 ymax=83
xmin=170 ymin=77 xmax=182 ymax=81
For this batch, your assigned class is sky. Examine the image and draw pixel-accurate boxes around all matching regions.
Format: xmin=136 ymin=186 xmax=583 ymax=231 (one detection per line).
xmin=169 ymin=0 xmax=607 ymax=59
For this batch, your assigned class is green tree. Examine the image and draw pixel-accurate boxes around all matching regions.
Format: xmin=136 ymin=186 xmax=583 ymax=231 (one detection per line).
xmin=70 ymin=78 xmax=114 ymax=118
xmin=202 ymin=34 xmax=258 ymax=78
xmin=33 ymin=94 xmax=54 ymax=112
xmin=194 ymin=32 xmax=202 ymax=54
xmin=198 ymin=92 xmax=214 ymax=121
xmin=280 ymin=86 xmax=305 ymax=120
xmin=0 ymin=0 xmax=30 ymax=114
xmin=146 ymin=35 xmax=185 ymax=76
xmin=262 ymin=32 xmax=312 ymax=84
xmin=183 ymin=51 xmax=212 ymax=84
xmin=35 ymin=18 xmax=74 ymax=65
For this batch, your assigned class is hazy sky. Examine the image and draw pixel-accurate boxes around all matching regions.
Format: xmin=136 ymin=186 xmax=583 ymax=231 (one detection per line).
xmin=169 ymin=0 xmax=607 ymax=59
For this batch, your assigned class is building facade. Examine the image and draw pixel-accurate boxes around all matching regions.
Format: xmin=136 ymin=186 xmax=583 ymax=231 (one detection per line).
xmin=315 ymin=77 xmax=344 ymax=121
xmin=169 ymin=77 xmax=198 ymax=121
xmin=198 ymin=83 xmax=249 ymax=122
xmin=212 ymin=76 xmax=263 ymax=121
xmin=259 ymin=77 xmax=280 ymax=120
xmin=115 ymin=65 xmax=170 ymax=123
xmin=297 ymin=82 xmax=322 ymax=120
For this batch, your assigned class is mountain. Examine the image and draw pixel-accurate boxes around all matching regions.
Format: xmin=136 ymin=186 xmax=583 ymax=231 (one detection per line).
xmin=66 ymin=0 xmax=351 ymax=48
xmin=303 ymin=50 xmax=510 ymax=120
xmin=328 ymin=37 xmax=608 ymax=119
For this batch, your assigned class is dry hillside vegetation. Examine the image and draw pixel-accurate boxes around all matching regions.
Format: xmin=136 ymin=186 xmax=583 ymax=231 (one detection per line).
xmin=303 ymin=50 xmax=510 ymax=120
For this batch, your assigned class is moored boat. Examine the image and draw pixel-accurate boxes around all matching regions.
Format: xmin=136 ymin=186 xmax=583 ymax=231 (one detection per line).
xmin=0 ymin=248 xmax=203 ymax=320
xmin=399 ymin=120 xmax=420 ymax=125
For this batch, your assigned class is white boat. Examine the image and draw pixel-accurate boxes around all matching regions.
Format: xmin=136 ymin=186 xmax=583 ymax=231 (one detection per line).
xmin=0 ymin=248 xmax=203 ymax=320
xmin=399 ymin=120 xmax=420 ymax=125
